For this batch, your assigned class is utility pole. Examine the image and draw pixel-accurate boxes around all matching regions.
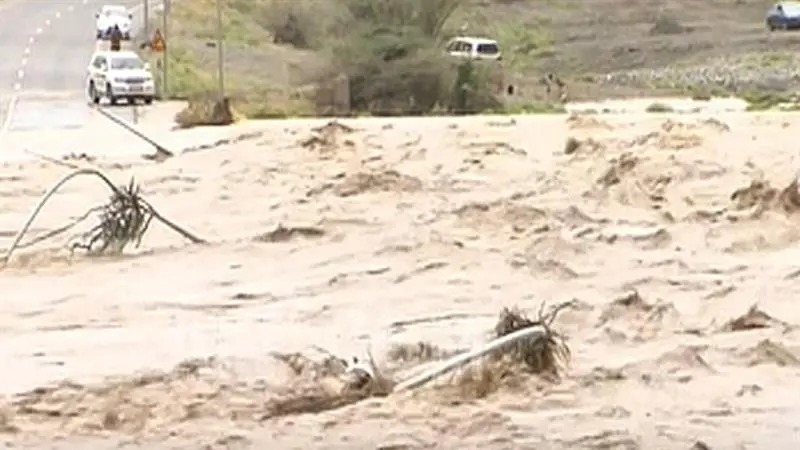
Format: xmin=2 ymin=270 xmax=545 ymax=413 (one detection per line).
xmin=215 ymin=0 xmax=225 ymax=101
xmin=143 ymin=0 xmax=149 ymax=43
xmin=162 ymin=0 xmax=169 ymax=98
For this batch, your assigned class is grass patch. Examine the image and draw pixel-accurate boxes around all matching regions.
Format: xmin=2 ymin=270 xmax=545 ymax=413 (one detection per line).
xmin=151 ymin=47 xmax=214 ymax=99
xmin=759 ymin=52 xmax=793 ymax=67
xmin=682 ymin=83 xmax=733 ymax=101
xmin=741 ymin=90 xmax=795 ymax=111
xmin=497 ymin=22 xmax=553 ymax=73
xmin=499 ymin=100 xmax=566 ymax=114
xmin=740 ymin=51 xmax=797 ymax=71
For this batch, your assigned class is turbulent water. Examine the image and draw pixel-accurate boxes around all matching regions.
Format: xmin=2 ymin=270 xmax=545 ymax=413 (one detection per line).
xmin=2 ymin=110 xmax=800 ymax=449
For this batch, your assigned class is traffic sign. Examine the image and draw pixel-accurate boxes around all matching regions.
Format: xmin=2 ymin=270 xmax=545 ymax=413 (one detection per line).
xmin=151 ymin=29 xmax=165 ymax=53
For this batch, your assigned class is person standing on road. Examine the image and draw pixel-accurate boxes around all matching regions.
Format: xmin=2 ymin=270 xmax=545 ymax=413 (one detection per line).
xmin=110 ymin=25 xmax=123 ymax=51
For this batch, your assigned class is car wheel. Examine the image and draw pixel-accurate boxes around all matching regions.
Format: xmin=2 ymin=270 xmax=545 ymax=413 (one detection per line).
xmin=144 ymin=97 xmax=153 ymax=105
xmin=88 ymin=82 xmax=100 ymax=105
xmin=106 ymin=83 xmax=118 ymax=106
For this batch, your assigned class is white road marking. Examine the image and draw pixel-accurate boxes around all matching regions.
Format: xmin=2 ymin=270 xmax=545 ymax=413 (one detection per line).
xmin=17 ymin=70 xmax=24 ymax=79
xmin=13 ymin=83 xmax=21 ymax=91
xmin=24 ymin=47 xmax=30 ymax=55
xmin=28 ymin=37 xmax=34 ymax=44
xmin=55 ymin=12 xmax=61 ymax=18
xmin=1 ymin=96 xmax=19 ymax=134
xmin=45 ymin=19 xmax=50 ymax=26
xmin=21 ymin=58 xmax=27 ymax=66
xmin=36 ymin=27 xmax=42 ymax=34
xmin=82 ymin=0 xmax=88 ymax=4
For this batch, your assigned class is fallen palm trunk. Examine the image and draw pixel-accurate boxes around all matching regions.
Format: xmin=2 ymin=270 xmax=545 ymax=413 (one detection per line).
xmin=392 ymin=324 xmax=548 ymax=392
xmin=266 ymin=322 xmax=559 ymax=419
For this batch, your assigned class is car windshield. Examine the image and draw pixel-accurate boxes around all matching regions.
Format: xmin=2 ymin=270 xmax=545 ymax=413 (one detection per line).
xmin=477 ymin=43 xmax=500 ymax=55
xmin=110 ymin=56 xmax=144 ymax=70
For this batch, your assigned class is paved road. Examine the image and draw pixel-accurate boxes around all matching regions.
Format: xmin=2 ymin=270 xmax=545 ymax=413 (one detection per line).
xmin=0 ymin=0 xmax=150 ymax=134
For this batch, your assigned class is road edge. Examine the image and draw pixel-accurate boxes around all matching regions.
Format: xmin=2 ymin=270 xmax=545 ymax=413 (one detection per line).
xmin=0 ymin=0 xmax=25 ymax=14
xmin=0 ymin=0 xmax=29 ymax=136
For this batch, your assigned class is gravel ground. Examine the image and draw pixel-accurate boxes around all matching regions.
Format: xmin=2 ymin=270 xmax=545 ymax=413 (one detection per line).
xmin=600 ymin=53 xmax=800 ymax=94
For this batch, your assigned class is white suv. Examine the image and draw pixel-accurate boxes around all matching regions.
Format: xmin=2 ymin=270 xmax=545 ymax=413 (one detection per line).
xmin=86 ymin=50 xmax=156 ymax=106
xmin=445 ymin=37 xmax=502 ymax=61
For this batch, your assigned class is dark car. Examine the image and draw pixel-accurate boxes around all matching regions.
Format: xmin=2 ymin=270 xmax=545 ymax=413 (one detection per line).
xmin=766 ymin=2 xmax=800 ymax=30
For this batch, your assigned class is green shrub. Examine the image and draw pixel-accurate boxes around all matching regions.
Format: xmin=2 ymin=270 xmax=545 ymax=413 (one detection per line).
xmin=645 ymin=102 xmax=674 ymax=113
xmin=314 ymin=0 xmax=503 ymax=116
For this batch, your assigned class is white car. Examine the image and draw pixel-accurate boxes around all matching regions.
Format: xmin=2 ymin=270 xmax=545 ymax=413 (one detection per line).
xmin=95 ymin=4 xmax=133 ymax=40
xmin=86 ymin=50 xmax=156 ymax=106
xmin=445 ymin=37 xmax=502 ymax=61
